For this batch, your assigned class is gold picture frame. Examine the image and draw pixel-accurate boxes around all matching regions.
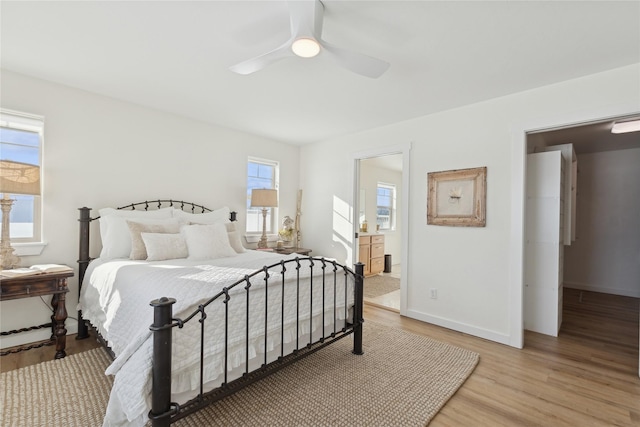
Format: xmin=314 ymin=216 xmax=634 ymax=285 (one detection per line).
xmin=427 ymin=166 xmax=486 ymax=227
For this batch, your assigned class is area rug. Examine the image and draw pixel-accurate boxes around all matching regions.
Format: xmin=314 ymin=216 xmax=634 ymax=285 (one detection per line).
xmin=0 ymin=321 xmax=479 ymax=427
xmin=364 ymin=274 xmax=401 ymax=298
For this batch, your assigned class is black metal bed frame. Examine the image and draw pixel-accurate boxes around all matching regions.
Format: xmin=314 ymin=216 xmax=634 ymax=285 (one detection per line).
xmin=77 ymin=200 xmax=364 ymax=427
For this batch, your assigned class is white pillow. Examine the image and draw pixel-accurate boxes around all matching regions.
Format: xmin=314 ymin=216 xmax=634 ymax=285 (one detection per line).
xmin=127 ymin=219 xmax=181 ymax=260
xmin=182 ymin=223 xmax=237 ymax=260
xmin=225 ymin=222 xmax=246 ymax=253
xmin=174 ymin=208 xmax=239 ymax=256
xmin=173 ymin=206 xmax=231 ymax=225
xmin=100 ymin=216 xmax=177 ymax=260
xmin=141 ymin=232 xmax=188 ymax=261
xmin=98 ymin=207 xmax=174 ymax=259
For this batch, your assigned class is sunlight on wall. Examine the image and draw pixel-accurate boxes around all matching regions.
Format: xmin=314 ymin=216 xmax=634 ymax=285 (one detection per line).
xmin=332 ymin=195 xmax=353 ymax=263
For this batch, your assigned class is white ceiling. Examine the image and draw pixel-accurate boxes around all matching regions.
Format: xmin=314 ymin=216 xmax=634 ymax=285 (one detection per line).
xmin=1 ymin=1 xmax=639 ymax=145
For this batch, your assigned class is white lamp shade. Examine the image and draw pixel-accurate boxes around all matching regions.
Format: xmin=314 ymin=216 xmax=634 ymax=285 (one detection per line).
xmin=0 ymin=160 xmax=41 ymax=196
xmin=251 ymin=189 xmax=278 ymax=208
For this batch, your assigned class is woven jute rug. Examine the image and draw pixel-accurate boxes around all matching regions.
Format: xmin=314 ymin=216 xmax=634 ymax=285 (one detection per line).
xmin=0 ymin=321 xmax=479 ymax=427
xmin=364 ymin=275 xmax=401 ymax=298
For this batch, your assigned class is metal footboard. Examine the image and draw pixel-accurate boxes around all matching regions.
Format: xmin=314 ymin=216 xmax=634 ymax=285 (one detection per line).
xmin=148 ymin=259 xmax=365 ymax=427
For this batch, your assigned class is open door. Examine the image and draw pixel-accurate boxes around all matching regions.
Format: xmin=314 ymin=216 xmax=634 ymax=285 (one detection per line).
xmin=524 ymin=151 xmax=564 ymax=336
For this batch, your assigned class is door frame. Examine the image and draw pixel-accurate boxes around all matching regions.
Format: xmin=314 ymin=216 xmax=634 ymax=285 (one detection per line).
xmin=510 ymin=103 xmax=640 ymax=349
xmin=351 ymin=143 xmax=411 ymax=315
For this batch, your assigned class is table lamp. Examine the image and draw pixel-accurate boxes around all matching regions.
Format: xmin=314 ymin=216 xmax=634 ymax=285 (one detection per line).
xmin=0 ymin=160 xmax=41 ymax=269
xmin=250 ymin=188 xmax=278 ymax=249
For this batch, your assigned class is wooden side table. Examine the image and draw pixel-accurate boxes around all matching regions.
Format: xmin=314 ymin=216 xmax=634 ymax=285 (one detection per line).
xmin=274 ymin=247 xmax=312 ymax=256
xmin=0 ymin=271 xmax=73 ymax=359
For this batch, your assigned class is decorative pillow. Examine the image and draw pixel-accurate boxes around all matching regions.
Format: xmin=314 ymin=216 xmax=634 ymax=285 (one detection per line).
xmin=127 ymin=219 xmax=181 ymax=260
xmin=98 ymin=207 xmax=173 ymax=259
xmin=141 ymin=232 xmax=188 ymax=261
xmin=182 ymin=223 xmax=237 ymax=260
xmin=173 ymin=206 xmax=231 ymax=225
xmin=225 ymin=222 xmax=246 ymax=253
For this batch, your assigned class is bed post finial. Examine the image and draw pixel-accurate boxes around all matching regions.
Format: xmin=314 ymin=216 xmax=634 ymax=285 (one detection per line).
xmin=352 ymin=262 xmax=365 ymax=355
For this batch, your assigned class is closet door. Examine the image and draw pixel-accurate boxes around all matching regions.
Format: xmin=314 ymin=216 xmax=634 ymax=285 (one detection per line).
xmin=540 ymin=143 xmax=577 ymax=245
xmin=524 ymin=151 xmax=564 ymax=337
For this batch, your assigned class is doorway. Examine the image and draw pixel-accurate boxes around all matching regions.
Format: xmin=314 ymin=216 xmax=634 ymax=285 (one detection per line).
xmin=523 ymin=115 xmax=640 ymax=374
xmin=352 ymin=143 xmax=410 ymax=315
xmin=359 ymin=154 xmax=403 ymax=311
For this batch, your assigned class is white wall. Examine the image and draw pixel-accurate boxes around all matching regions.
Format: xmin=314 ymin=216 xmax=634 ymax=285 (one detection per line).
xmin=300 ymin=64 xmax=640 ymax=346
xmin=3 ymin=64 xmax=638 ymax=350
xmin=359 ymin=160 xmax=402 ymax=263
xmin=564 ymin=148 xmax=640 ymax=297
xmin=0 ymin=70 xmax=300 ymax=348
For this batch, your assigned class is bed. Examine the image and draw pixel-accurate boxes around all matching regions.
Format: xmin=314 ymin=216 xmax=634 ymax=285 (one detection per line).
xmin=76 ymin=200 xmax=364 ymax=427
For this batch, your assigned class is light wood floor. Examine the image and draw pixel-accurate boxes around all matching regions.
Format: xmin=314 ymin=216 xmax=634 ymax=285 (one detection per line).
xmin=0 ymin=334 xmax=101 ymax=373
xmin=366 ymin=288 xmax=640 ymax=426
xmin=2 ymin=288 xmax=638 ymax=426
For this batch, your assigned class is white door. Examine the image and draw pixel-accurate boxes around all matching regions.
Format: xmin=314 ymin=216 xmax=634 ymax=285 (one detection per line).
xmin=524 ymin=151 xmax=564 ymax=337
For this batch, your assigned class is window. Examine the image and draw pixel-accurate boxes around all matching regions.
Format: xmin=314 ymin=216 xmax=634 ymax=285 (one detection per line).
xmin=246 ymin=158 xmax=279 ymax=233
xmin=376 ymin=183 xmax=396 ymax=231
xmin=0 ymin=110 xmax=43 ymax=243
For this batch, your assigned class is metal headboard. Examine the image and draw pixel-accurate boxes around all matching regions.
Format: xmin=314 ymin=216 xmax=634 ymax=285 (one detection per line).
xmin=76 ymin=199 xmax=237 ymax=339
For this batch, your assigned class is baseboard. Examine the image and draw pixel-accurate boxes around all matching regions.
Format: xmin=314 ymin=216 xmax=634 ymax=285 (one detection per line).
xmin=564 ymin=281 xmax=640 ymax=298
xmin=405 ymin=309 xmax=513 ymax=347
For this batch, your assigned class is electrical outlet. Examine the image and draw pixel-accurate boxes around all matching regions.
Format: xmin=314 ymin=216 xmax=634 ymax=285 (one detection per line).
xmin=430 ymin=288 xmax=438 ymax=299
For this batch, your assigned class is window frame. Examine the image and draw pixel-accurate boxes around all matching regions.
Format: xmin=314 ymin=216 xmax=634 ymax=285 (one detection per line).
xmin=0 ymin=109 xmax=44 ymax=245
xmin=376 ymin=182 xmax=396 ymax=231
xmin=246 ymin=157 xmax=279 ymax=235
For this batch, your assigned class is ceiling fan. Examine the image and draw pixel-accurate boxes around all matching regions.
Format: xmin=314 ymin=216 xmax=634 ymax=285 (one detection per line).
xmin=229 ymin=0 xmax=390 ymax=78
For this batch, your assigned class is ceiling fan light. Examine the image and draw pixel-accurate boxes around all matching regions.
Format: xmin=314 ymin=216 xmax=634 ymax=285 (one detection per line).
xmin=611 ymin=119 xmax=640 ymax=134
xmin=291 ymin=38 xmax=320 ymax=58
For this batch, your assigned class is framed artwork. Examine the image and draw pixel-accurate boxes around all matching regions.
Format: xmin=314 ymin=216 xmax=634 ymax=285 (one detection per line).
xmin=427 ymin=166 xmax=486 ymax=227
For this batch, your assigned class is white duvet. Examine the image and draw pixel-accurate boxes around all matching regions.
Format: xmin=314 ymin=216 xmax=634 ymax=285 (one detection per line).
xmin=79 ymin=251 xmax=354 ymax=427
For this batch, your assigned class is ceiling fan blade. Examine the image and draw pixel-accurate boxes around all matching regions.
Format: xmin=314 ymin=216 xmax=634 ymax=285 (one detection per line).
xmin=230 ymin=0 xmax=391 ymax=78
xmin=322 ymin=40 xmax=390 ymax=78
xmin=229 ymin=40 xmax=293 ymax=75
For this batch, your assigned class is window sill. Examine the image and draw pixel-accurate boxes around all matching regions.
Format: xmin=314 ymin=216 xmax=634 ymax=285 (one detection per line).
xmin=12 ymin=241 xmax=47 ymax=257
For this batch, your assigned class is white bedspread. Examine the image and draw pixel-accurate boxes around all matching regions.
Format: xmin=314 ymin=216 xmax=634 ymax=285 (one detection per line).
xmin=79 ymin=251 xmax=354 ymax=427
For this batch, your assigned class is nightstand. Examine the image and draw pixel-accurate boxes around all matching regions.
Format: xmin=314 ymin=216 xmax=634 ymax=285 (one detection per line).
xmin=274 ymin=247 xmax=312 ymax=256
xmin=0 ymin=271 xmax=73 ymax=359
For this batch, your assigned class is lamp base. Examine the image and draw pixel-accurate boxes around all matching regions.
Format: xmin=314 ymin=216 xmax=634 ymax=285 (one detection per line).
xmin=257 ymin=207 xmax=269 ymax=249
xmin=1 ymin=197 xmax=20 ymax=269
xmin=0 ymin=245 xmax=20 ymax=270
